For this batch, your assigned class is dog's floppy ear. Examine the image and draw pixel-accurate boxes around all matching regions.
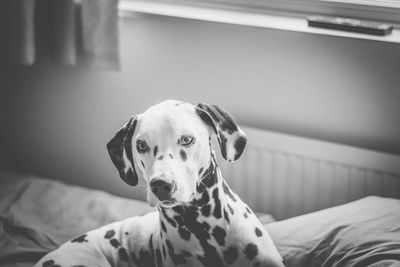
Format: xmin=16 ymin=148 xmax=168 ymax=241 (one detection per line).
xmin=196 ymin=103 xmax=247 ymax=161
xmin=107 ymin=116 xmax=138 ymax=186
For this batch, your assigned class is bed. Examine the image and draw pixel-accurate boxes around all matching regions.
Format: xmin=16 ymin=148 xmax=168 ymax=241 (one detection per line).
xmin=1 ymin=126 xmax=400 ymax=267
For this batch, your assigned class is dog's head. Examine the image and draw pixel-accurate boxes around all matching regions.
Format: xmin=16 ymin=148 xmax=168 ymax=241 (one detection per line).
xmin=107 ymin=100 xmax=246 ymax=207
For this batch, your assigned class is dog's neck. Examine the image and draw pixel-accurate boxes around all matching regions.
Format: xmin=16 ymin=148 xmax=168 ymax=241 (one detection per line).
xmin=157 ymin=153 xmax=245 ymax=266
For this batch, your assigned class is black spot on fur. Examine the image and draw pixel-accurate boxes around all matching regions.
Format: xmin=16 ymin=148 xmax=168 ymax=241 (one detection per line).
xmin=119 ymin=247 xmax=129 ymax=262
xmin=224 ymin=208 xmax=230 ymax=223
xmin=196 ymin=103 xmax=239 ymax=137
xmin=163 ymin=244 xmax=167 ymax=259
xmin=169 ymin=153 xmax=174 ymax=159
xmin=42 ymin=260 xmax=61 ymax=267
xmin=156 ymin=248 xmax=162 ymax=267
xmin=200 ymin=159 xmax=218 ymax=189
xmin=149 ymin=234 xmax=155 ymax=255
xmin=166 ymin=239 xmax=186 ymax=265
xmin=131 ymin=250 xmax=154 ymax=267
xmin=234 ymin=135 xmax=247 ymax=160
xmin=246 ymin=206 xmax=252 ymax=214
xmin=223 ymin=181 xmax=237 ymax=202
xmin=153 ymin=146 xmax=158 ymax=157
xmin=202 ymin=221 xmax=211 ymax=232
xmin=211 ymin=104 xmax=238 ymax=133
xmin=71 ymin=234 xmax=88 ymax=243
xmin=141 ymin=160 xmax=145 ymax=168
xmin=125 ymin=232 xmax=129 ymax=235
xmin=223 ymin=246 xmax=238 ymax=265
xmin=182 ymin=250 xmax=192 ymax=257
xmin=212 ymin=188 xmax=222 ymax=219
xmin=244 ymin=212 xmax=249 ymax=219
xmin=212 ymin=226 xmax=226 ymax=246
xmin=172 ymin=204 xmax=184 ymax=214
xmin=196 ymin=183 xmax=204 ymax=194
xmin=255 ymin=227 xmax=263 ymax=237
xmin=227 ymin=203 xmax=234 ymax=215
xmin=245 ymin=243 xmax=259 ymax=260
xmin=107 ymin=116 xmax=138 ymax=186
xmin=198 ymin=167 xmax=204 ymax=175
xmin=219 ymin=134 xmax=228 ymax=159
xmin=196 ymin=108 xmax=218 ymax=133
xmin=173 ymin=215 xmax=184 ymax=227
xmin=161 ymin=208 xmax=177 ymax=228
xmin=104 ymin=230 xmax=115 ymax=239
xmin=193 ymin=190 xmax=210 ymax=206
xmin=110 ymin=238 xmax=120 ymax=248
xmin=162 ymin=205 xmax=222 ymax=266
xmin=158 ymin=155 xmax=164 ymax=160
xmin=180 ymin=149 xmax=187 ymax=161
xmin=131 ymin=236 xmax=155 ymax=267
xmin=125 ymin=169 xmax=136 ymax=184
xmin=178 ymin=226 xmax=191 ymax=240
xmin=197 ymin=255 xmax=206 ymax=264
xmin=161 ymin=220 xmax=167 ymax=232
xmin=201 ymin=204 xmax=211 ymax=216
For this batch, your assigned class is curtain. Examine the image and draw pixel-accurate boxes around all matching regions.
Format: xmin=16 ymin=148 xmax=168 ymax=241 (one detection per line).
xmin=0 ymin=0 xmax=120 ymax=70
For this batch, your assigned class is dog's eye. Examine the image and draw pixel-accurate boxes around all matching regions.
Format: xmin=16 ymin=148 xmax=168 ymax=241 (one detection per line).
xmin=180 ymin=135 xmax=194 ymax=146
xmin=136 ymin=140 xmax=149 ymax=153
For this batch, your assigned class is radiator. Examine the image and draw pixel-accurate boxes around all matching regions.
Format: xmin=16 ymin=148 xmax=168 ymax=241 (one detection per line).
xmin=216 ymin=126 xmax=400 ymax=220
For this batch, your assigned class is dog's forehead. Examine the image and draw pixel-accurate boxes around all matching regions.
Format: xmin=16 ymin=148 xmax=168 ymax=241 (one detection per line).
xmin=137 ymin=100 xmax=206 ymax=138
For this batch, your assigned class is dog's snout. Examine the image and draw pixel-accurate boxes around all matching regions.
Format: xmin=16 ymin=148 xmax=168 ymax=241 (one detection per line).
xmin=150 ymin=179 xmax=175 ymax=201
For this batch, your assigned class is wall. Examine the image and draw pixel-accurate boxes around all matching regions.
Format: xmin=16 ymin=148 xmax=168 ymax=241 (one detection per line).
xmin=1 ymin=13 xmax=399 ymax=200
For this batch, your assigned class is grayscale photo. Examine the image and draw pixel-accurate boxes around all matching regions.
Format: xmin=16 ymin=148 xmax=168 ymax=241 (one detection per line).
xmin=0 ymin=0 xmax=399 ymax=266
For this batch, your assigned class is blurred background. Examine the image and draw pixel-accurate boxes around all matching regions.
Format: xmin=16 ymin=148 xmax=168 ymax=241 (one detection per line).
xmin=0 ymin=0 xmax=399 ymax=201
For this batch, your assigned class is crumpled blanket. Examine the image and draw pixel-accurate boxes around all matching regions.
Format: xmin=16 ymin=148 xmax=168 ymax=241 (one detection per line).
xmin=266 ymin=196 xmax=400 ymax=267
xmin=0 ymin=172 xmax=154 ymax=267
xmin=2 ymin=171 xmax=399 ymax=267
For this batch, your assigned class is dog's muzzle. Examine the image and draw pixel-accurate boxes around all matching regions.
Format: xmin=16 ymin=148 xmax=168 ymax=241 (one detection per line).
xmin=150 ymin=178 xmax=176 ymax=202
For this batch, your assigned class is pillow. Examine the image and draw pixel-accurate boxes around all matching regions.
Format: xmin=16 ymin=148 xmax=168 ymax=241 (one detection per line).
xmin=265 ymin=196 xmax=400 ymax=267
xmin=256 ymin=212 xmax=276 ymax=224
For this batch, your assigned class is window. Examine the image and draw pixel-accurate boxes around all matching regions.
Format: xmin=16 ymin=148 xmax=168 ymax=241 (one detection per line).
xmin=119 ymin=0 xmax=400 ymax=43
xmin=239 ymin=0 xmax=400 ymax=23
xmin=121 ymin=0 xmax=400 ymax=24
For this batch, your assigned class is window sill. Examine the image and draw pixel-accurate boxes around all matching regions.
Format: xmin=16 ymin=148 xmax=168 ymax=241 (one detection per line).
xmin=119 ymin=0 xmax=400 ymax=44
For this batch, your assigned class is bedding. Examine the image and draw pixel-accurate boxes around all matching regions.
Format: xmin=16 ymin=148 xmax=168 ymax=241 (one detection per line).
xmin=266 ymin=196 xmax=400 ymax=267
xmin=0 ymin=172 xmax=155 ymax=267
xmin=1 ymin=171 xmax=399 ymax=267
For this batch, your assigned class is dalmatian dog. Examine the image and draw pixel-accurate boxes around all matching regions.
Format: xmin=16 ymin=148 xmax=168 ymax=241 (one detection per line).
xmin=35 ymin=100 xmax=285 ymax=267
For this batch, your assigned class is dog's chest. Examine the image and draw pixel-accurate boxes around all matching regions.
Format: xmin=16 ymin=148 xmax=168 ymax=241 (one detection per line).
xmin=155 ymin=196 xmax=272 ymax=267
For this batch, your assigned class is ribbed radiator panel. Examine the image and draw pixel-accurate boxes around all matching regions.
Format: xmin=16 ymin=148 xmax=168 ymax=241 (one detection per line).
xmin=216 ymin=127 xmax=400 ymax=220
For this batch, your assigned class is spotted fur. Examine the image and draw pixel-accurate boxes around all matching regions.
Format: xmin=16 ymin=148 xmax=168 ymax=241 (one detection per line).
xmin=35 ymin=100 xmax=285 ymax=267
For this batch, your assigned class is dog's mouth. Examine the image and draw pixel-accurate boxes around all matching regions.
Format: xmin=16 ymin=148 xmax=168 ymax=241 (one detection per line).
xmin=161 ymin=198 xmax=176 ymax=204
xmin=159 ymin=191 xmax=198 ymax=208
xmin=158 ymin=198 xmax=180 ymax=207
xmin=148 ymin=183 xmax=194 ymax=208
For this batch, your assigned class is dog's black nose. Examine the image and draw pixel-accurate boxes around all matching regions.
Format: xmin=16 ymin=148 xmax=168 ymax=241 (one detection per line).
xmin=150 ymin=179 xmax=175 ymax=201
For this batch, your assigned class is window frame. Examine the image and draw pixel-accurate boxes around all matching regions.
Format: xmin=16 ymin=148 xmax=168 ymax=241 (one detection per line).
xmin=240 ymin=0 xmax=400 ymax=24
xmin=122 ymin=0 xmax=400 ymax=25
